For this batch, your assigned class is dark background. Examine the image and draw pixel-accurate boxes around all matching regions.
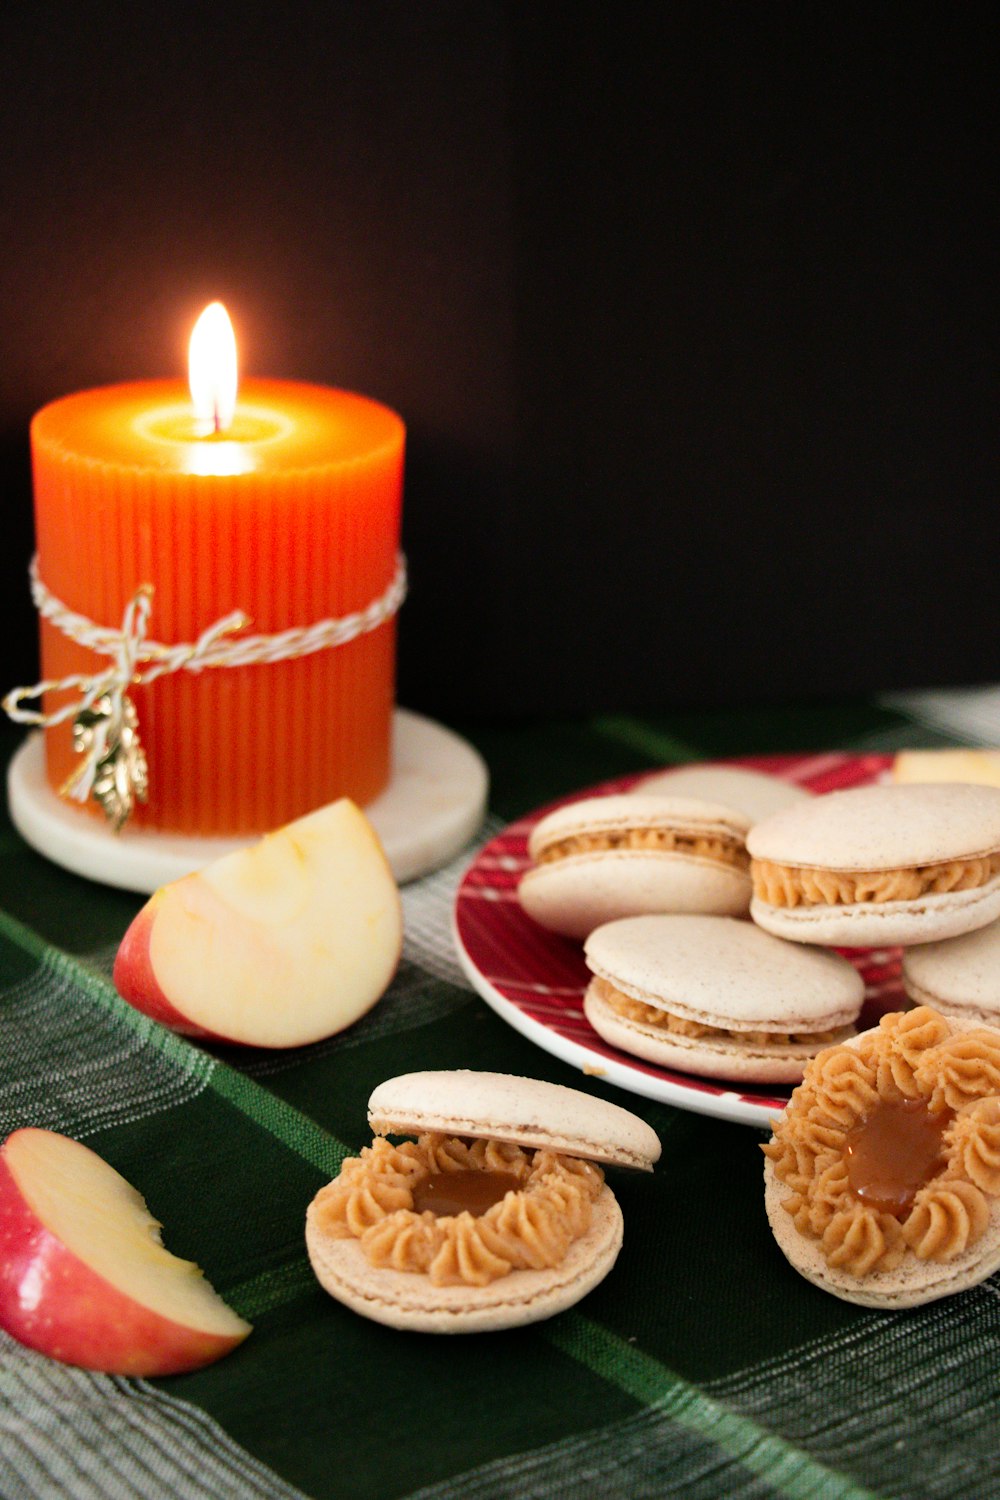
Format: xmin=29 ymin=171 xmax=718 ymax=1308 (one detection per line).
xmin=1 ymin=3 xmax=996 ymax=722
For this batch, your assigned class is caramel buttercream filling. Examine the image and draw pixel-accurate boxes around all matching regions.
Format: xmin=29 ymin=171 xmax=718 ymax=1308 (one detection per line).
xmin=311 ymin=1133 xmax=605 ymax=1288
xmin=593 ymin=976 xmax=842 ymax=1048
xmin=762 ymin=1006 xmax=1000 ymax=1276
xmin=752 ymin=853 xmax=1000 ymax=908
xmin=537 ymin=827 xmax=749 ymax=871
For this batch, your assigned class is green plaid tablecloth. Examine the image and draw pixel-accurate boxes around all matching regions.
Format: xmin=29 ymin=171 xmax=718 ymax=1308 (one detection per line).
xmin=2 ymin=700 xmax=998 ymax=1500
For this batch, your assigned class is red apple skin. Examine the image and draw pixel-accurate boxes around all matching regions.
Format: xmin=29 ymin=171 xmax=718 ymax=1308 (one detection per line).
xmin=0 ymin=1142 xmax=248 ymax=1376
xmin=113 ymin=890 xmax=219 ymax=1040
xmin=112 ymin=801 xmax=403 ymax=1047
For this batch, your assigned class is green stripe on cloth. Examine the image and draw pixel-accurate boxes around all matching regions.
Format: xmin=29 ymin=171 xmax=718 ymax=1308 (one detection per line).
xmin=2 ymin=903 xmax=349 ymax=1177
xmin=548 ymin=1315 xmax=880 ymax=1500
xmin=0 ymin=906 xmax=216 ymax=1087
xmin=707 ymin=1290 xmax=1000 ymax=1498
xmin=223 ymin=1256 xmax=319 ymax=1323
xmin=208 ymin=1066 xmax=349 ymax=1179
xmin=591 ymin=715 xmax=701 ymax=765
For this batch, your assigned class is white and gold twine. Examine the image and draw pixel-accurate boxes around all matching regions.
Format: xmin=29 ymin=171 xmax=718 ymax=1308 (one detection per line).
xmin=3 ymin=552 xmax=407 ymax=827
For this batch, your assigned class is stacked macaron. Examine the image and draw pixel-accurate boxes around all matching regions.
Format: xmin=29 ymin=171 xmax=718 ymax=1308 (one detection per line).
xmin=746 ymin=783 xmax=1000 ymax=948
xmin=518 ymin=793 xmax=755 ymax=940
xmin=583 ymin=915 xmax=864 ymax=1083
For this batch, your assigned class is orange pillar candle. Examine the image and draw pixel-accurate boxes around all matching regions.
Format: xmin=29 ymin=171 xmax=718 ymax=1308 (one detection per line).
xmin=30 ymin=306 xmax=405 ymax=837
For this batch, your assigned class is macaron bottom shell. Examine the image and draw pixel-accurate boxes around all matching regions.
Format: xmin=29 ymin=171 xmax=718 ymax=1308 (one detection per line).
xmin=750 ymin=874 xmax=1000 ymax=948
xmin=583 ymin=984 xmax=854 ymax=1085
xmin=305 ymin=1187 xmax=624 ymax=1333
xmin=763 ymin=1159 xmax=1000 ymax=1309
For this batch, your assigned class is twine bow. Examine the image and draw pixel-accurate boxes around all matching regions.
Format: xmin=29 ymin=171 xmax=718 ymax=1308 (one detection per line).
xmin=3 ymin=553 xmax=407 ymax=830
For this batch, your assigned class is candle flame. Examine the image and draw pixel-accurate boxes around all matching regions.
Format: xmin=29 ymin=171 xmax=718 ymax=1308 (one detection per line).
xmin=189 ymin=302 xmax=238 ymax=433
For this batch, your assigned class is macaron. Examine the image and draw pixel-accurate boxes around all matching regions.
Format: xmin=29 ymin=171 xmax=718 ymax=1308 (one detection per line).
xmin=305 ymin=1070 xmax=660 ymax=1333
xmin=902 ymin=918 xmax=1000 ymax=1026
xmin=582 ymin=914 xmax=864 ymax=1083
xmin=635 ymin=764 xmax=812 ymax=824
xmin=763 ymin=1006 xmax=1000 ymax=1307
xmin=747 ymin=783 xmax=1000 ymax=947
xmin=518 ymin=793 xmax=753 ymax=940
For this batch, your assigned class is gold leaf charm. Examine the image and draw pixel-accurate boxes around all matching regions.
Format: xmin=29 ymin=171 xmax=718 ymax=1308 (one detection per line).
xmin=61 ymin=693 xmax=149 ymax=832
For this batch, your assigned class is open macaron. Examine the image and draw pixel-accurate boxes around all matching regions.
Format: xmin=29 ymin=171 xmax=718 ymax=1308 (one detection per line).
xmin=747 ymin=783 xmax=1000 ymax=947
xmin=305 ymin=1070 xmax=660 ymax=1333
xmin=518 ymin=793 xmax=753 ymax=940
xmin=763 ymin=1006 xmax=1000 ymax=1307
xmin=902 ymin=918 xmax=1000 ymax=1026
xmin=582 ymin=914 xmax=864 ymax=1083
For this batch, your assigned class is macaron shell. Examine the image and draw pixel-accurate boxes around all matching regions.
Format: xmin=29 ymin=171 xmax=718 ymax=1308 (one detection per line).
xmin=583 ymin=914 xmax=864 ymax=1032
xmin=366 ymin=1070 xmax=662 ymax=1170
xmin=751 ymin=873 xmax=1000 ymax=947
xmin=901 ymin=917 xmax=1000 ymax=1022
xmin=747 ymin=783 xmax=1000 ymax=870
xmin=305 ymin=1186 xmax=624 ymax=1333
xmin=583 ymin=982 xmax=854 ymax=1084
xmin=518 ymin=853 xmax=752 ymax=940
xmin=764 ymin=1158 xmax=1000 ymax=1309
xmin=635 ymin=765 xmax=812 ymax=823
xmin=527 ymin=793 xmax=752 ymax=859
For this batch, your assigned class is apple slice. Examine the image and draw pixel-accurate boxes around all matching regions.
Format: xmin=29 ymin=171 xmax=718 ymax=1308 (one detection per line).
xmin=893 ymin=749 xmax=1000 ymax=787
xmin=0 ymin=1128 xmax=251 ymax=1375
xmin=113 ymin=798 xmax=403 ymax=1047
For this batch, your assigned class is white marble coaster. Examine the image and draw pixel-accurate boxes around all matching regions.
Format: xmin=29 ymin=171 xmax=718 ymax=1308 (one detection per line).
xmin=7 ymin=709 xmax=489 ymax=893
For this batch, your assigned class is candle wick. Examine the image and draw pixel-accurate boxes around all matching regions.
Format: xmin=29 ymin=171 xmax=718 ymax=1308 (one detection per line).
xmin=213 ymin=402 xmax=222 ymax=435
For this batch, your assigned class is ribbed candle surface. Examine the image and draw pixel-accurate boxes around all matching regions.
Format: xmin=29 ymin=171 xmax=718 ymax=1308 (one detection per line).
xmin=31 ymin=378 xmax=404 ymax=835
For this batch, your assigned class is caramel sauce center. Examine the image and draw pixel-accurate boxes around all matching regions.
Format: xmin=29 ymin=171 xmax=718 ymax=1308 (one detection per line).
xmin=845 ymin=1098 xmax=952 ymax=1216
xmin=411 ymin=1170 xmax=518 ymax=1219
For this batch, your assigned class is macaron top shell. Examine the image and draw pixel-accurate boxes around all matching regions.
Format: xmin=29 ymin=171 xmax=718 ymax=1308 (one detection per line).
xmin=584 ymin=914 xmax=864 ymax=1031
xmin=635 ymin=765 xmax=811 ymax=823
xmin=747 ymin=783 xmax=1000 ymax=871
xmin=527 ymin=793 xmax=752 ymax=860
xmin=902 ymin=919 xmax=1000 ymax=1017
xmin=367 ymin=1070 xmax=662 ymax=1170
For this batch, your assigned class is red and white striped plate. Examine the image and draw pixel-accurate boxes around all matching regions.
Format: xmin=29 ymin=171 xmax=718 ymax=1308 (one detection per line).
xmin=452 ymin=752 xmax=903 ymax=1127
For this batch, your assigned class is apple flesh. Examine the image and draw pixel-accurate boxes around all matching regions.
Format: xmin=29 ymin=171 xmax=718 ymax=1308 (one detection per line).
xmin=0 ymin=1128 xmax=251 ymax=1375
xmin=113 ymin=798 xmax=403 ymax=1047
